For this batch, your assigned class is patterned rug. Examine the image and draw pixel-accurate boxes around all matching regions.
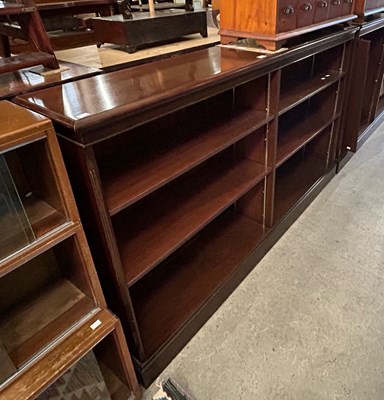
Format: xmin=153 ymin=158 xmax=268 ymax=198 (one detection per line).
xmin=37 ymin=351 xmax=111 ymax=400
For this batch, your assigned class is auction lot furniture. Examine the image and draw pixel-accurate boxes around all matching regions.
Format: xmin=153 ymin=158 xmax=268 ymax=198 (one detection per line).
xmin=219 ymin=0 xmax=356 ymax=50
xmin=14 ymin=26 xmax=356 ymax=386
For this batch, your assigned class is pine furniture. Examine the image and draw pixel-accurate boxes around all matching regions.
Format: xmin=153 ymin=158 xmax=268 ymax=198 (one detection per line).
xmin=0 ymin=101 xmax=140 ymax=400
xmin=219 ymin=0 xmax=356 ymax=50
xmin=353 ymin=0 xmax=384 ymax=21
xmin=14 ymin=26 xmax=356 ymax=386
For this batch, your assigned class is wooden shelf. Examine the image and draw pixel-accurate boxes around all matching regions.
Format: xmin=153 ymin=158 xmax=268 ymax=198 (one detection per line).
xmin=276 ymin=113 xmax=338 ymax=167
xmin=23 ymin=194 xmax=66 ymax=238
xmin=114 ymin=156 xmax=270 ymax=286
xmin=101 ymin=109 xmax=269 ymax=216
xmin=279 ymin=70 xmax=343 ymax=116
xmin=0 ymin=278 xmax=95 ymax=369
xmin=131 ymin=210 xmax=266 ymax=357
xmin=0 ymin=309 xmax=120 ymax=400
xmin=274 ymin=155 xmax=326 ymax=223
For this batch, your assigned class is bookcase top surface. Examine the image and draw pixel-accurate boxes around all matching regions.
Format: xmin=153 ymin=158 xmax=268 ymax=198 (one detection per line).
xmin=0 ymin=101 xmax=49 ymax=139
xmin=14 ymin=26 xmax=357 ymax=145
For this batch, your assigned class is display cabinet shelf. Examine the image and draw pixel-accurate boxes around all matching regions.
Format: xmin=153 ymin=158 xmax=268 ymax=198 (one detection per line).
xmin=22 ymin=195 xmax=66 ymax=238
xmin=13 ymin=27 xmax=355 ymax=387
xmin=0 ymin=101 xmax=140 ymax=400
xmin=1 ymin=309 xmax=137 ymax=400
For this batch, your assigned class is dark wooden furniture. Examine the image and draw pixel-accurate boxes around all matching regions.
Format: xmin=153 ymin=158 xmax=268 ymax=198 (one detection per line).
xmin=0 ymin=0 xmax=116 ymax=55
xmin=0 ymin=0 xmax=59 ymax=72
xmin=219 ymin=0 xmax=356 ymax=50
xmin=0 ymin=61 xmax=100 ymax=100
xmin=354 ymin=0 xmax=384 ymax=21
xmin=14 ymin=26 xmax=356 ymax=386
xmin=341 ymin=16 xmax=384 ymax=158
xmin=93 ymin=8 xmax=207 ymax=53
xmin=0 ymin=101 xmax=140 ymax=400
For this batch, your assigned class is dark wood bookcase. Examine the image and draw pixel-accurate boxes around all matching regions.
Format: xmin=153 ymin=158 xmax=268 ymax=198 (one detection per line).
xmin=13 ymin=26 xmax=356 ymax=386
xmin=0 ymin=101 xmax=140 ymax=399
xmin=342 ymin=16 xmax=384 ymax=156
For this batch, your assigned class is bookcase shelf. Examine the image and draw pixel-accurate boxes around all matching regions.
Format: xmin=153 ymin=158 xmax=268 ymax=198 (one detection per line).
xmin=99 ymin=103 xmax=270 ymax=216
xmin=114 ymin=155 xmax=270 ymax=286
xmin=279 ymin=70 xmax=343 ymax=116
xmin=132 ymin=209 xmax=266 ymax=357
xmin=274 ymin=142 xmax=329 ymax=223
xmin=13 ymin=27 xmax=356 ymax=387
xmin=0 ymin=101 xmax=140 ymax=399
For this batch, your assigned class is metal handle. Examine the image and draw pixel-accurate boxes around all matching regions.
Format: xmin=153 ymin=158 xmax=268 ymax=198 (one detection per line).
xmin=318 ymin=0 xmax=328 ymax=7
xmin=302 ymin=2 xmax=313 ymax=10
xmin=284 ymin=5 xmax=295 ymax=14
xmin=331 ymin=0 xmax=341 ymax=5
xmin=344 ymin=0 xmax=352 ymax=3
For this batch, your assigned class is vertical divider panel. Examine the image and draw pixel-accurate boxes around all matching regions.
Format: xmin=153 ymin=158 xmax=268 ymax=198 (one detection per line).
xmin=335 ymin=40 xmax=353 ymax=160
xmin=233 ymin=73 xmax=270 ymax=225
xmin=266 ymin=70 xmax=281 ymax=228
xmin=58 ymin=139 xmax=146 ymax=362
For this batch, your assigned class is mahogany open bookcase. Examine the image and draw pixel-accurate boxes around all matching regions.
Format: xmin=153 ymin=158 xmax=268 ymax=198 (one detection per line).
xmin=0 ymin=101 xmax=140 ymax=399
xmin=13 ymin=26 xmax=357 ymax=386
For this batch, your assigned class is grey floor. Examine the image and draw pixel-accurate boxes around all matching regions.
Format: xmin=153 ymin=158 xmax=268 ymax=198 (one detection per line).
xmin=143 ymin=123 xmax=384 ymax=400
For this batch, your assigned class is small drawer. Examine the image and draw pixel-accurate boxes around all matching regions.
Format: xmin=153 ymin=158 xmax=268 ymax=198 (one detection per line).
xmin=313 ymin=0 xmax=330 ymax=23
xmin=298 ymin=0 xmax=315 ymax=27
xmin=341 ymin=0 xmax=353 ymax=15
xmin=328 ymin=0 xmax=342 ymax=18
xmin=278 ymin=0 xmax=298 ymax=33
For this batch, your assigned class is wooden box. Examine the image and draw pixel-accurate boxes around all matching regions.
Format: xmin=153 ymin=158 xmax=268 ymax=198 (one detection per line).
xmin=219 ymin=0 xmax=356 ymax=50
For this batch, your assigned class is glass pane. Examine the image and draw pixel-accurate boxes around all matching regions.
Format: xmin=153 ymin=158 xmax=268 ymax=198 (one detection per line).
xmin=0 ymin=155 xmax=35 ymax=261
xmin=36 ymin=351 xmax=112 ymax=400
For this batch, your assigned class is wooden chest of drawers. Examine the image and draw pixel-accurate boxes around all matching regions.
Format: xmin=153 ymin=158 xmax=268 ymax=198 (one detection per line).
xmin=219 ymin=0 xmax=356 ymax=50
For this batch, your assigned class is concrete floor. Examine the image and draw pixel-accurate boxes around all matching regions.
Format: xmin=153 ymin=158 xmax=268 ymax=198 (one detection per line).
xmin=143 ymin=123 xmax=384 ymax=400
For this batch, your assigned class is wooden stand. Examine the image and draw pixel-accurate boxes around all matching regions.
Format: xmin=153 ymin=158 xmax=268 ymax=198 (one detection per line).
xmin=0 ymin=0 xmax=59 ymax=72
xmin=93 ymin=9 xmax=208 ymax=53
xmin=14 ymin=27 xmax=356 ymax=387
xmin=0 ymin=0 xmax=116 ymax=54
xmin=0 ymin=101 xmax=140 ymax=400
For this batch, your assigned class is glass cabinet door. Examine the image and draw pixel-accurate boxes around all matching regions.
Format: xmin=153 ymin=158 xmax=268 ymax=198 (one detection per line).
xmin=0 ymin=155 xmax=35 ymax=261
